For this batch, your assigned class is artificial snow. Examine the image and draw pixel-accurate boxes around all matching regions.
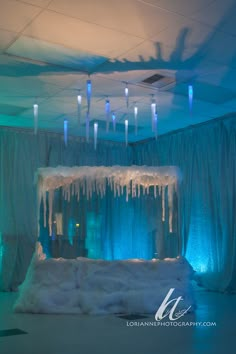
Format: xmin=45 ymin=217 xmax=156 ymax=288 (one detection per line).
xmin=14 ymin=243 xmax=194 ymax=315
xmin=35 ymin=165 xmax=182 ymax=234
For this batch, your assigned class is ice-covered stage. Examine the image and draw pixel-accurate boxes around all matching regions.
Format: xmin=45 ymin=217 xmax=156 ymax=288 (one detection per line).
xmin=14 ymin=244 xmax=194 ymax=315
xmin=14 ymin=165 xmax=195 ymax=315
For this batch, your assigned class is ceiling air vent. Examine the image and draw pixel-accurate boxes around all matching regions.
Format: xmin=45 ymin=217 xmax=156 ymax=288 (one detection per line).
xmin=142 ymin=73 xmax=165 ymax=84
xmin=141 ymin=73 xmax=176 ymax=90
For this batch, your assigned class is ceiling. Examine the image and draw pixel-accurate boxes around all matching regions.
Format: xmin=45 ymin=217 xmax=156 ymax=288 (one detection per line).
xmin=0 ymin=0 xmax=236 ymax=142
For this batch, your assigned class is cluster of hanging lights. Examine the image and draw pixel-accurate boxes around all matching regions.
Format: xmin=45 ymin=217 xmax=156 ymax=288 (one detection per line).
xmin=33 ymin=79 xmax=193 ymax=150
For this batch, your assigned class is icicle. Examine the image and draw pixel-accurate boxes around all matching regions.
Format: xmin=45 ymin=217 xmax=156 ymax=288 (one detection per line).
xmin=132 ymin=182 xmax=136 ymax=198
xmin=154 ymin=184 xmax=157 ymax=198
xmin=117 ymin=184 xmax=120 ymax=197
xmin=125 ymin=83 xmax=129 ymax=108
xmin=86 ymin=111 xmax=90 ymax=143
xmin=71 ymin=182 xmax=75 ymax=197
xmin=143 ymin=186 xmax=146 ymax=196
xmin=76 ymin=181 xmax=80 ymax=201
xmin=86 ymin=79 xmax=92 ymax=114
xmin=112 ymin=112 xmax=116 ymax=131
xmin=43 ymin=192 xmax=47 ymax=228
xmin=188 ymin=85 xmax=193 ymax=114
xmin=67 ymin=185 xmax=71 ymax=202
xmin=105 ymin=99 xmax=110 ymax=132
xmin=125 ymin=119 xmax=128 ymax=147
xmin=126 ymin=182 xmax=129 ymax=202
xmin=151 ymin=96 xmax=156 ymax=132
xmin=82 ymin=179 xmax=85 ymax=195
xmin=48 ymin=190 xmax=54 ymax=236
xmin=64 ymin=119 xmax=68 ymax=146
xmin=86 ymin=181 xmax=89 ymax=200
xmin=134 ymin=104 xmax=138 ymax=135
xmin=37 ymin=186 xmax=43 ymax=238
xmin=154 ymin=111 xmax=158 ymax=140
xmin=92 ymin=180 xmax=95 ymax=193
xmin=168 ymin=185 xmax=174 ymax=233
xmin=94 ymin=122 xmax=98 ymax=150
xmin=162 ymin=186 xmax=166 ymax=222
xmin=77 ymin=92 xmax=82 ymax=126
xmin=33 ymin=103 xmax=38 ymax=135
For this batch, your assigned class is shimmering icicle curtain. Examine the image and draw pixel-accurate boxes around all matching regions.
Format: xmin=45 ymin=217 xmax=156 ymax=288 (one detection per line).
xmin=132 ymin=115 xmax=236 ymax=293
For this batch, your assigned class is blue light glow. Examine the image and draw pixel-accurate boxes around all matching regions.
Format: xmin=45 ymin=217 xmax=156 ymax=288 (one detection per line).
xmin=87 ymin=79 xmax=92 ymax=95
xmin=188 ymin=85 xmax=193 ymax=98
xmin=105 ymin=99 xmax=110 ymax=113
xmin=68 ymin=219 xmax=75 ymax=246
xmin=112 ymin=112 xmax=116 ymax=131
xmin=188 ymin=85 xmax=193 ymax=112
xmin=86 ymin=79 xmax=92 ymax=113
xmin=86 ymin=212 xmax=102 ymax=259
xmin=64 ymin=119 xmax=68 ymax=146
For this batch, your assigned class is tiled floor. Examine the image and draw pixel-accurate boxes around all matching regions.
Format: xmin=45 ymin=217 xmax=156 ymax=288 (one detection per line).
xmin=0 ymin=286 xmax=235 ymax=354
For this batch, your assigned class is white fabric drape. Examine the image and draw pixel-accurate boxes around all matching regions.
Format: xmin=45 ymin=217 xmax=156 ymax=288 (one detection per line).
xmin=0 ymin=128 xmax=172 ymax=291
xmin=1 ymin=114 xmax=234 ymax=293
xmin=0 ymin=128 xmax=131 ymax=290
xmin=133 ymin=115 xmax=236 ymax=292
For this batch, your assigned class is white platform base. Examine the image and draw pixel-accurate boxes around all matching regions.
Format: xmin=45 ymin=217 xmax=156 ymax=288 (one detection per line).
xmin=14 ymin=246 xmax=194 ymax=315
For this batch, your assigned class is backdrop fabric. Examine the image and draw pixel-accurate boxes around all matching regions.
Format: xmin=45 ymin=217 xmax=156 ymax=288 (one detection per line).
xmin=0 ymin=128 xmax=132 ymax=290
xmin=132 ymin=115 xmax=236 ymax=292
xmin=0 ymin=114 xmax=235 ymax=293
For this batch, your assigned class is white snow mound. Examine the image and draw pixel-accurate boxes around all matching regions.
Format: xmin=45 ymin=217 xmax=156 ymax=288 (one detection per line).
xmin=14 ymin=252 xmax=195 ymax=315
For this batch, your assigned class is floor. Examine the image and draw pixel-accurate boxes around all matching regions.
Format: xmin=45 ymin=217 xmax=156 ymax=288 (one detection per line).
xmin=0 ymin=285 xmax=235 ymax=354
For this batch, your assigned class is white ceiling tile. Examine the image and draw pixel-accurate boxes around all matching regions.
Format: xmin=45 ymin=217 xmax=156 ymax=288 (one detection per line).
xmin=197 ymin=66 xmax=236 ymax=91
xmin=141 ymin=0 xmax=214 ymax=16
xmin=7 ymin=35 xmax=108 ymax=72
xmin=99 ymin=41 xmax=207 ymax=87
xmin=197 ymin=31 xmax=236 ymax=68
xmin=17 ymin=0 xmax=52 ymax=7
xmin=22 ymin=10 xmax=144 ymax=58
xmin=0 ymin=76 xmax=63 ymax=97
xmin=0 ymin=94 xmax=45 ymax=108
xmin=48 ymin=0 xmax=184 ymax=39
xmin=0 ymin=29 xmax=18 ymax=53
xmin=105 ymin=40 xmax=192 ymax=72
xmin=38 ymin=72 xmax=87 ymax=88
xmin=191 ymin=0 xmax=236 ymax=32
xmin=0 ymin=0 xmax=42 ymax=32
xmin=151 ymin=18 xmax=214 ymax=57
xmin=38 ymin=97 xmax=77 ymax=114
